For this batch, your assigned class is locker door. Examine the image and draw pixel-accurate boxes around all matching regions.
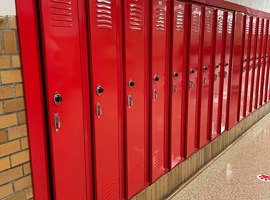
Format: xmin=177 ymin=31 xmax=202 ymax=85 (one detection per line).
xmin=198 ymin=6 xmax=214 ymax=148
xmin=258 ymin=19 xmax=268 ymax=107
xmin=123 ymin=0 xmax=149 ymax=198
xmin=150 ymin=0 xmax=169 ymax=182
xmin=239 ymin=15 xmax=251 ymax=121
xmin=169 ymin=1 xmax=188 ymax=169
xmin=221 ymin=11 xmax=234 ymax=132
xmin=88 ymin=1 xmax=120 ymax=199
xmin=263 ymin=23 xmax=270 ymax=103
xmin=252 ymin=17 xmax=263 ymax=112
xmin=39 ymin=0 xmax=87 ymax=199
xmin=210 ymin=9 xmax=225 ymax=140
xmin=246 ymin=16 xmax=257 ymax=115
xmin=186 ymin=4 xmax=202 ymax=158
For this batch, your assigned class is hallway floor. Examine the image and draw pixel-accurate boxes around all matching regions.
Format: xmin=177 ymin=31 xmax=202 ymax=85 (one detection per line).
xmin=172 ymin=113 xmax=270 ymax=200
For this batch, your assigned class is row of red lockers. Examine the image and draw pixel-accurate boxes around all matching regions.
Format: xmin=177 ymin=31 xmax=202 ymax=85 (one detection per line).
xmin=33 ymin=0 xmax=270 ymax=200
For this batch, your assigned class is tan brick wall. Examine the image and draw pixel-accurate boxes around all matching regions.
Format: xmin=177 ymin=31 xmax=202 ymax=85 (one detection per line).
xmin=0 ymin=16 xmax=33 ymax=200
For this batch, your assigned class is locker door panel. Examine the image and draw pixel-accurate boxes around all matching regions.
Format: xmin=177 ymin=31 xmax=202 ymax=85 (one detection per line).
xmin=169 ymin=1 xmax=188 ymax=169
xmin=150 ymin=0 xmax=169 ymax=182
xmin=198 ymin=6 xmax=214 ymax=148
xmin=123 ymin=0 xmax=148 ymax=198
xmin=221 ymin=11 xmax=234 ymax=132
xmin=263 ymin=24 xmax=270 ymax=103
xmin=88 ymin=0 xmax=120 ymax=199
xmin=39 ymin=0 xmax=87 ymax=199
xmin=239 ymin=15 xmax=251 ymax=121
xmin=211 ymin=9 xmax=225 ymax=140
xmin=186 ymin=4 xmax=202 ymax=158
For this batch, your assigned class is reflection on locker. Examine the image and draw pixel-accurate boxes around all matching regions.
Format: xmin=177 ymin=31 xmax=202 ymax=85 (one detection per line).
xmin=123 ymin=0 xmax=149 ymax=198
xmin=210 ymin=9 xmax=225 ymax=140
xmin=198 ymin=6 xmax=214 ymax=148
xmin=185 ymin=4 xmax=202 ymax=158
xmin=169 ymin=0 xmax=188 ymax=169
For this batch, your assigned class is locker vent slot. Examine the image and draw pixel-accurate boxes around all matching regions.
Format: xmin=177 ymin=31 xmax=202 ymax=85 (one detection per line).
xmin=131 ymin=163 xmax=142 ymax=188
xmin=217 ymin=15 xmax=223 ymax=33
xmin=173 ymin=140 xmax=180 ymax=159
xmin=245 ymin=17 xmax=250 ymax=34
xmin=154 ymin=150 xmax=163 ymax=171
xmin=205 ymin=12 xmax=213 ymax=33
xmin=96 ymin=0 xmax=112 ymax=29
xmin=192 ymin=12 xmax=200 ymax=33
xmin=175 ymin=10 xmax=184 ymax=32
xmin=130 ymin=3 xmax=142 ymax=31
xmin=263 ymin=22 xmax=267 ymax=34
xmin=227 ymin=14 xmax=233 ymax=34
xmin=258 ymin=21 xmax=262 ymax=35
xmin=50 ymin=0 xmax=73 ymax=28
xmin=155 ymin=8 xmax=165 ymax=31
xmin=253 ymin=19 xmax=256 ymax=34
xmin=102 ymin=178 xmax=116 ymax=200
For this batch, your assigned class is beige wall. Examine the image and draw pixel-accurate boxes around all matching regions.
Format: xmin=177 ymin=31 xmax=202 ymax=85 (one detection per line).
xmin=225 ymin=0 xmax=270 ymax=13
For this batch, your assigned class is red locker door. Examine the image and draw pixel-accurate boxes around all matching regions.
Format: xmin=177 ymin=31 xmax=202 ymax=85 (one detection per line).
xmin=252 ymin=17 xmax=263 ymax=112
xmin=210 ymin=9 xmax=225 ymax=140
xmin=221 ymin=11 xmax=234 ymax=132
xmin=169 ymin=0 xmax=188 ymax=169
xmin=258 ymin=19 xmax=269 ymax=107
xmin=123 ymin=0 xmax=149 ymax=198
xmin=88 ymin=1 xmax=120 ymax=199
xmin=228 ymin=12 xmax=245 ymax=129
xmin=198 ymin=6 xmax=214 ymax=148
xmin=150 ymin=0 xmax=169 ymax=182
xmin=246 ymin=16 xmax=257 ymax=115
xmin=39 ymin=0 xmax=87 ymax=199
xmin=239 ymin=15 xmax=251 ymax=121
xmin=263 ymin=24 xmax=270 ymax=103
xmin=186 ymin=4 xmax=202 ymax=158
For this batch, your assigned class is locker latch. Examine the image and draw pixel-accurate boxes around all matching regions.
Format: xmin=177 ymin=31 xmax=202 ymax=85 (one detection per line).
xmin=214 ymin=74 xmax=218 ymax=82
xmin=189 ymin=80 xmax=193 ymax=90
xmin=128 ymin=95 xmax=133 ymax=108
xmin=224 ymin=71 xmax=228 ymax=79
xmin=54 ymin=92 xmax=63 ymax=106
xmin=54 ymin=113 xmax=60 ymax=132
xmin=255 ymin=63 xmax=258 ymax=69
xmin=173 ymin=84 xmax=177 ymax=95
xmin=249 ymin=65 xmax=252 ymax=71
xmin=242 ymin=66 xmax=246 ymax=73
xmin=202 ymin=76 xmax=206 ymax=85
xmin=96 ymin=84 xmax=104 ymax=96
xmin=153 ymin=89 xmax=158 ymax=101
xmin=96 ymin=102 xmax=102 ymax=118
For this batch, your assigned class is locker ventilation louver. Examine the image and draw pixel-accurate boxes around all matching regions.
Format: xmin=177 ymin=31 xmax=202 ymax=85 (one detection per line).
xmin=131 ymin=163 xmax=142 ymax=188
xmin=205 ymin=11 xmax=213 ymax=33
xmin=155 ymin=8 xmax=165 ymax=31
xmin=245 ymin=17 xmax=250 ymax=34
xmin=176 ymin=10 xmax=184 ymax=32
xmin=217 ymin=15 xmax=223 ymax=33
xmin=263 ymin=22 xmax=267 ymax=35
xmin=130 ymin=3 xmax=142 ymax=31
xmin=258 ymin=21 xmax=262 ymax=35
xmin=154 ymin=150 xmax=163 ymax=171
xmin=96 ymin=0 xmax=112 ymax=29
xmin=253 ymin=19 xmax=256 ymax=34
xmin=227 ymin=14 xmax=233 ymax=34
xmin=50 ymin=0 xmax=73 ymax=28
xmin=102 ymin=178 xmax=116 ymax=200
xmin=192 ymin=12 xmax=200 ymax=33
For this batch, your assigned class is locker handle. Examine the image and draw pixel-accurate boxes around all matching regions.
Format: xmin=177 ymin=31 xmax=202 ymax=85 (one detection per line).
xmin=242 ymin=67 xmax=246 ymax=73
xmin=249 ymin=65 xmax=252 ymax=71
xmin=153 ymin=89 xmax=158 ymax=101
xmin=54 ymin=113 xmax=60 ymax=132
xmin=97 ymin=102 xmax=102 ymax=118
xmin=128 ymin=95 xmax=133 ymax=108
xmin=96 ymin=84 xmax=104 ymax=96
xmin=202 ymin=76 xmax=206 ymax=85
xmin=173 ymin=84 xmax=177 ymax=95
xmin=54 ymin=92 xmax=63 ymax=106
xmin=189 ymin=80 xmax=193 ymax=90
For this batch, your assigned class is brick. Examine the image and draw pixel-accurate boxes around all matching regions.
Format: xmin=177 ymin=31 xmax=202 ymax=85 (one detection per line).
xmin=0 ymin=166 xmax=23 ymax=185
xmin=15 ymin=84 xmax=24 ymax=97
xmin=0 ymin=43 xmax=2 ymax=54
xmin=0 ymin=85 xmax=14 ymax=99
xmin=6 ymin=191 xmax=25 ymax=200
xmin=0 ymin=129 xmax=7 ymax=143
xmin=0 ymin=140 xmax=20 ymax=157
xmin=26 ymin=187 xmax=33 ymax=199
xmin=9 ymin=124 xmax=27 ymax=140
xmin=3 ymin=31 xmax=17 ymax=54
xmin=0 ymin=114 xmax=17 ymax=129
xmin=18 ymin=111 xmax=26 ymax=124
xmin=0 ymin=157 xmax=10 ymax=171
xmin=14 ymin=175 xmax=32 ymax=191
xmin=21 ymin=137 xmax=29 ymax=149
xmin=0 ymin=101 xmax=3 ymax=114
xmin=5 ymin=98 xmax=25 ymax=113
xmin=8 ymin=15 xmax=17 ymax=29
xmin=0 ymin=184 xmax=13 ymax=199
xmin=0 ymin=56 xmax=10 ymax=69
xmin=1 ymin=70 xmax=22 ymax=84
xmin=12 ymin=55 xmax=21 ymax=68
xmin=0 ymin=16 xmax=6 ymax=29
xmin=11 ymin=150 xmax=30 ymax=167
xmin=23 ymin=163 xmax=31 ymax=175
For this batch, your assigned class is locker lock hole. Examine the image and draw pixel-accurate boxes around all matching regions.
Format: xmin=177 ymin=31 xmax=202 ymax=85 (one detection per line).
xmin=190 ymin=68 xmax=195 ymax=75
xmin=54 ymin=92 xmax=63 ymax=106
xmin=215 ymin=64 xmax=220 ymax=69
xmin=174 ymin=71 xmax=179 ymax=79
xmin=96 ymin=84 xmax=104 ymax=96
xmin=203 ymin=66 xmax=208 ymax=72
xmin=129 ymin=79 xmax=135 ymax=89
xmin=154 ymin=74 xmax=160 ymax=83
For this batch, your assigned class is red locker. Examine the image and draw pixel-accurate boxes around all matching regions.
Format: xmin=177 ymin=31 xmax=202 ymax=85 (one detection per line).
xmin=228 ymin=12 xmax=245 ymax=129
xmin=88 ymin=0 xmax=121 ymax=199
xmin=150 ymin=0 xmax=170 ymax=182
xmin=246 ymin=16 xmax=257 ymax=115
xmin=239 ymin=15 xmax=251 ymax=121
xmin=258 ymin=19 xmax=269 ymax=107
xmin=220 ymin=11 xmax=234 ymax=132
xmin=252 ymin=17 xmax=263 ymax=112
xmin=186 ymin=4 xmax=202 ymax=158
xmin=210 ymin=9 xmax=225 ymax=140
xmin=38 ymin=0 xmax=88 ymax=199
xmin=263 ymin=24 xmax=270 ymax=103
xmin=123 ymin=0 xmax=149 ymax=198
xmin=169 ymin=0 xmax=188 ymax=169
xmin=198 ymin=6 xmax=215 ymax=148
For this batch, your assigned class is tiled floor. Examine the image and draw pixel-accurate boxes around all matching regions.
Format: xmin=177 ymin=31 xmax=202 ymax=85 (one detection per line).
xmin=172 ymin=114 xmax=270 ymax=200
